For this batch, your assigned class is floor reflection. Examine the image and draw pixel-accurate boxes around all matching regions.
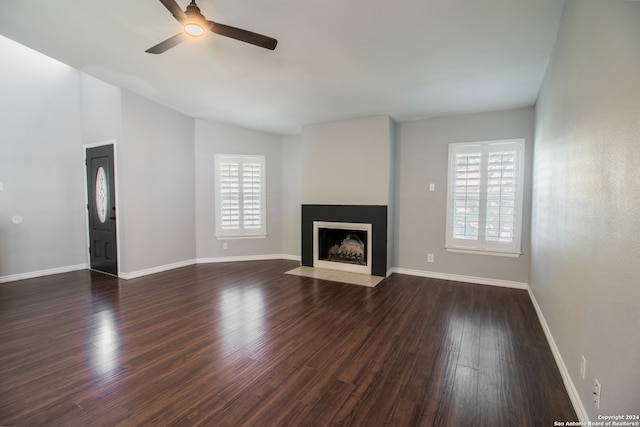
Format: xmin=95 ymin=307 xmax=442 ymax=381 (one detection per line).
xmin=219 ymin=286 xmax=265 ymax=353
xmin=86 ymin=275 xmax=122 ymax=386
xmin=88 ymin=309 xmax=121 ymax=385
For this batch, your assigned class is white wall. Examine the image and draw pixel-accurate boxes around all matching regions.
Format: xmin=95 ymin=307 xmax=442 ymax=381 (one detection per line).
xmin=194 ymin=119 xmax=285 ymax=259
xmin=0 ymin=35 xmax=86 ymax=279
xmin=395 ymin=108 xmax=534 ymax=284
xmin=531 ymin=0 xmax=640 ymax=419
xmin=119 ymin=90 xmax=196 ymax=274
xmin=301 ymin=116 xmax=392 ymax=205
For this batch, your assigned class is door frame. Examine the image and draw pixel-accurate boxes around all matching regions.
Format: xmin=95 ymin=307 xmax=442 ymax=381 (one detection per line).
xmin=83 ymin=139 xmax=121 ymax=277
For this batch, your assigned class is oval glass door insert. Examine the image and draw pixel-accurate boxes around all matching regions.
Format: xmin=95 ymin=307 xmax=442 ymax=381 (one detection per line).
xmin=95 ymin=166 xmax=108 ymax=223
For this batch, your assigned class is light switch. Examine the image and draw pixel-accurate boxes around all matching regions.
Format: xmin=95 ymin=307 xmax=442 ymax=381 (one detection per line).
xmin=429 ymin=183 xmax=435 ymax=191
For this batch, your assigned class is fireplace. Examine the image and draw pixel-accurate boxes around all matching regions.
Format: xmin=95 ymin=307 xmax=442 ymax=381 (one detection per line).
xmin=313 ymin=221 xmax=372 ymax=274
xmin=302 ymin=205 xmax=387 ymax=277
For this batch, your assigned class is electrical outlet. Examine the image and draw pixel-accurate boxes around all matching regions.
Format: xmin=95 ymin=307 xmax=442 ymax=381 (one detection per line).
xmin=580 ymin=355 xmax=586 ymax=379
xmin=223 ymin=242 xmax=228 ymax=250
xmin=427 ymin=253 xmax=434 ymax=263
xmin=593 ymin=379 xmax=601 ymax=409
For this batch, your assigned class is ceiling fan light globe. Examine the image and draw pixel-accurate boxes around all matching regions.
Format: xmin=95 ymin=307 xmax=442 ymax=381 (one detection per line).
xmin=184 ymin=23 xmax=205 ymax=37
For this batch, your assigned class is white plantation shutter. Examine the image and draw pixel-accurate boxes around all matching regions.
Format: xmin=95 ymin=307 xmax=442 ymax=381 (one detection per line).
xmin=452 ymin=149 xmax=482 ymax=241
xmin=446 ymin=139 xmax=524 ymax=255
xmin=485 ymin=148 xmax=518 ymax=244
xmin=215 ymin=155 xmax=266 ymax=237
xmin=219 ymin=161 xmax=240 ymax=230
xmin=242 ymin=162 xmax=263 ymax=229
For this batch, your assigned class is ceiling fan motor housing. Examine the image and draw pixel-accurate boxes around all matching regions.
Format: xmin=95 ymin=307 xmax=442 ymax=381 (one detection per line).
xmin=185 ymin=1 xmax=204 ymax=19
xmin=184 ymin=1 xmax=206 ymax=36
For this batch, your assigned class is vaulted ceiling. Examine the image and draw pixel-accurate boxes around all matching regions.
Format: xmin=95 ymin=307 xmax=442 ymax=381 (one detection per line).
xmin=0 ymin=0 xmax=565 ymax=134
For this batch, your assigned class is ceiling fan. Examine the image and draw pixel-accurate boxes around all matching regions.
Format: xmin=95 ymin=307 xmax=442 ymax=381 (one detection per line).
xmin=146 ymin=0 xmax=278 ymax=54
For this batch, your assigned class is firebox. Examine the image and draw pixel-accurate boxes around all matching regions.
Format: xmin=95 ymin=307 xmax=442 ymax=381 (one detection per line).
xmin=313 ymin=221 xmax=372 ymax=275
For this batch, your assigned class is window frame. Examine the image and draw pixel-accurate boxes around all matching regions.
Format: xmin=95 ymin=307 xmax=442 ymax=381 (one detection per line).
xmin=445 ymin=138 xmax=525 ymax=257
xmin=214 ymin=154 xmax=267 ymax=239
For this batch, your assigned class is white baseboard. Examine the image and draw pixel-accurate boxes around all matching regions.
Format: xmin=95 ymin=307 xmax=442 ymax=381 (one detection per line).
xmin=390 ymin=267 xmax=528 ymax=290
xmin=119 ymin=259 xmax=197 ymax=280
xmin=0 ymin=264 xmax=88 ymax=283
xmin=527 ymin=287 xmax=588 ymax=422
xmin=279 ymin=254 xmax=302 ymax=262
xmin=197 ymin=254 xmax=301 ymax=264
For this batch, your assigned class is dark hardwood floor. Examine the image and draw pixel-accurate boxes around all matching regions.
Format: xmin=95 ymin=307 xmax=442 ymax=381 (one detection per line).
xmin=0 ymin=260 xmax=576 ymax=426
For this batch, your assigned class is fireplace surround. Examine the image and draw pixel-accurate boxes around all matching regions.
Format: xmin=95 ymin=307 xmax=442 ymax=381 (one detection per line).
xmin=301 ymin=205 xmax=387 ymax=277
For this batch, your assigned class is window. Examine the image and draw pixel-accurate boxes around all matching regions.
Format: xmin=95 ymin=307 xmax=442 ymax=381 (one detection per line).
xmin=445 ymin=139 xmax=525 ymax=256
xmin=214 ymin=154 xmax=266 ymax=238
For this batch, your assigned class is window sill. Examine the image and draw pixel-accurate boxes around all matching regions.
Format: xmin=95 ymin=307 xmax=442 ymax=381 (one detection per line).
xmin=216 ymin=235 xmax=267 ymax=240
xmin=446 ymin=247 xmax=521 ymax=258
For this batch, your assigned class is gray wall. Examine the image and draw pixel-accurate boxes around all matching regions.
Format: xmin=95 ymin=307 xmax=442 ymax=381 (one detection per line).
xmin=0 ymin=36 xmax=198 ymax=279
xmin=119 ymin=91 xmax=196 ymax=274
xmin=531 ymin=0 xmax=640 ymax=418
xmin=80 ymin=73 xmax=122 ymax=145
xmin=281 ymin=134 xmax=302 ymax=257
xmin=387 ymin=119 xmax=398 ymax=273
xmin=0 ymin=35 xmax=86 ymax=278
xmin=395 ymin=108 xmax=534 ymax=284
xmin=194 ymin=119 xmax=285 ymax=259
xmin=301 ymin=116 xmax=392 ymax=205
xmin=0 ymin=38 xmax=195 ymax=277
xmin=82 ymin=75 xmax=197 ymax=276
xmin=0 ymin=35 xmax=300 ymax=279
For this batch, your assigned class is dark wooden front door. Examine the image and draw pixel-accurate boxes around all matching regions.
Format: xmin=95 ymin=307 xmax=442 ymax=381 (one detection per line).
xmin=86 ymin=145 xmax=118 ymax=275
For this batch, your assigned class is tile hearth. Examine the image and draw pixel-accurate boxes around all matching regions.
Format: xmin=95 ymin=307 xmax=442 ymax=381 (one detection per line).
xmin=285 ymin=266 xmax=385 ymax=287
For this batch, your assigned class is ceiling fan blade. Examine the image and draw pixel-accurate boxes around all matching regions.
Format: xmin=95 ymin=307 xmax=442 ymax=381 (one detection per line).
xmin=146 ymin=33 xmax=188 ymax=54
xmin=159 ymin=0 xmax=186 ymax=22
xmin=208 ymin=21 xmax=277 ymax=50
